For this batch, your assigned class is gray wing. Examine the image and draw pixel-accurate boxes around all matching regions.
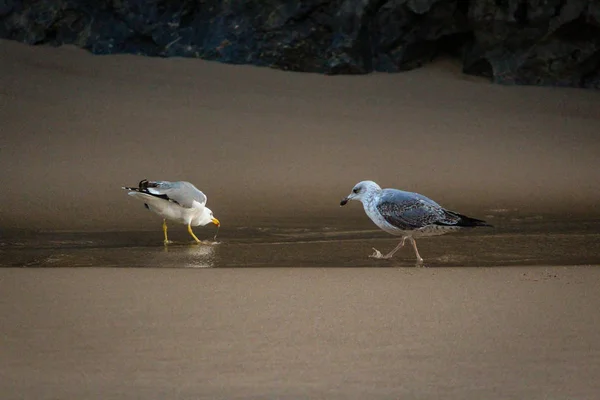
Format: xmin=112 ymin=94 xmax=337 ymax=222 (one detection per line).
xmin=376 ymin=189 xmax=458 ymax=230
xmin=144 ymin=180 xmax=207 ymax=208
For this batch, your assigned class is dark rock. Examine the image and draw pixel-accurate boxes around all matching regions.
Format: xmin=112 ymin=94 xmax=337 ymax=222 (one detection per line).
xmin=466 ymin=0 xmax=600 ymax=88
xmin=0 ymin=0 xmax=598 ymax=89
xmin=0 ymin=0 xmax=15 ymax=17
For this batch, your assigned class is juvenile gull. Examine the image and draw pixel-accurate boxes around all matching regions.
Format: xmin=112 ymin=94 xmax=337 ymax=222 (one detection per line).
xmin=122 ymin=179 xmax=220 ymax=244
xmin=340 ymin=180 xmax=491 ymax=264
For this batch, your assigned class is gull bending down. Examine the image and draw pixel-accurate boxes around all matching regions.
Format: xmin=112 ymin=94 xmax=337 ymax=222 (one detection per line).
xmin=122 ymin=179 xmax=220 ymax=244
xmin=340 ymin=180 xmax=491 ymax=264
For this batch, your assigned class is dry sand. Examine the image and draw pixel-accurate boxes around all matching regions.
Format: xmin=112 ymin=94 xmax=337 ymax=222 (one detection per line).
xmin=1 ymin=39 xmax=600 ymax=231
xmin=2 ymin=267 xmax=600 ymax=399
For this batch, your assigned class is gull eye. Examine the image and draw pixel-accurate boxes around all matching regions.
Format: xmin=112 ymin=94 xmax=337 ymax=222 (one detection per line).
xmin=353 ymin=188 xmax=359 ymax=194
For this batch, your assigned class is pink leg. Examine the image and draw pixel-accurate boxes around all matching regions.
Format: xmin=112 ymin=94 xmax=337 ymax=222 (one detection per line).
xmin=370 ymin=237 xmax=407 ymax=259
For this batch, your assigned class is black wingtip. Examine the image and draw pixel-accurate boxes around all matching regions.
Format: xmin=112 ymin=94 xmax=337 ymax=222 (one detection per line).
xmin=139 ymin=179 xmax=149 ymax=190
xmin=456 ymin=215 xmax=493 ymax=228
xmin=437 ymin=210 xmax=493 ymax=228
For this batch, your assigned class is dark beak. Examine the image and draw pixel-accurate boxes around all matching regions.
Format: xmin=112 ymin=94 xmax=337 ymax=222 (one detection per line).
xmin=340 ymin=197 xmax=349 ymax=206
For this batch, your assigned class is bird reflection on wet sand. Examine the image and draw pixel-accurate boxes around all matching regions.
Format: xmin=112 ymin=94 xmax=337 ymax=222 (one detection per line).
xmin=161 ymin=241 xmax=219 ymax=269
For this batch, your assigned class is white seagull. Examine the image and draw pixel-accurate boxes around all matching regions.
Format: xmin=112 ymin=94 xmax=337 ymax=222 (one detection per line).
xmin=122 ymin=179 xmax=220 ymax=244
xmin=340 ymin=180 xmax=491 ymax=264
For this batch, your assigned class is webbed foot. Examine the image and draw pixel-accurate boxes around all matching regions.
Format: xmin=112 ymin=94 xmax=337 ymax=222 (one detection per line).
xmin=369 ymin=248 xmax=393 ymax=259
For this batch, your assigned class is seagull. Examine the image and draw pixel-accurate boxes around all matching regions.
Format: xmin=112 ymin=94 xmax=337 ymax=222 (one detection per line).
xmin=340 ymin=180 xmax=491 ymax=264
xmin=122 ymin=179 xmax=220 ymax=244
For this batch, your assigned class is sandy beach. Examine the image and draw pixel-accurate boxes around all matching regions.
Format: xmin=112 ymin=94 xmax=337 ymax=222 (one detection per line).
xmin=1 ymin=39 xmax=600 ymax=231
xmin=2 ymin=267 xmax=600 ymax=399
xmin=1 ymin=38 xmax=600 ymax=399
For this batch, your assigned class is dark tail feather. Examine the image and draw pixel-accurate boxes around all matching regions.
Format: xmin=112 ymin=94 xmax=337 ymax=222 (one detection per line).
xmin=139 ymin=179 xmax=160 ymax=190
xmin=438 ymin=210 xmax=493 ymax=228
xmin=122 ymin=179 xmax=152 ymax=192
xmin=122 ymin=179 xmax=171 ymax=202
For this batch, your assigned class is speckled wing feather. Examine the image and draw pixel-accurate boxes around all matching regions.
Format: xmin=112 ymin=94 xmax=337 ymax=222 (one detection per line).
xmin=376 ymin=189 xmax=452 ymax=230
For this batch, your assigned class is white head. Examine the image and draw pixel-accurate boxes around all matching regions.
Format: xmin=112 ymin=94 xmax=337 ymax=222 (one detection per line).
xmin=199 ymin=207 xmax=220 ymax=227
xmin=340 ymin=181 xmax=382 ymax=206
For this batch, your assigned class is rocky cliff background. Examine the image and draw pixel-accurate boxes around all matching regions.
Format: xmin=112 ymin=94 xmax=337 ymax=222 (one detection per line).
xmin=1 ymin=0 xmax=599 ymax=88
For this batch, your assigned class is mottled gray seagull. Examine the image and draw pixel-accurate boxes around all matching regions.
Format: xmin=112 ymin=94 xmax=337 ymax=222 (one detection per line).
xmin=122 ymin=179 xmax=220 ymax=244
xmin=340 ymin=180 xmax=491 ymax=264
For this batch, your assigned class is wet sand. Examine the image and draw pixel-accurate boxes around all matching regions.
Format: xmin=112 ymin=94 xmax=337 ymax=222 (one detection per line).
xmin=2 ymin=266 xmax=600 ymax=399
xmin=2 ymin=217 xmax=600 ymax=268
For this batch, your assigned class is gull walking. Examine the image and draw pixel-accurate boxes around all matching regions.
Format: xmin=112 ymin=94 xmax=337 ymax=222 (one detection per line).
xmin=340 ymin=180 xmax=491 ymax=264
xmin=122 ymin=179 xmax=220 ymax=244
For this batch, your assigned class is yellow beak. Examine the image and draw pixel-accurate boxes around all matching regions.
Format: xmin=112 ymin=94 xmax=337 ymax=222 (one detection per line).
xmin=211 ymin=217 xmax=220 ymax=227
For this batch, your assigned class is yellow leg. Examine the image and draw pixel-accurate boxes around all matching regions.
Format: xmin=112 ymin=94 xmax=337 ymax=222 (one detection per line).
xmin=162 ymin=219 xmax=170 ymax=245
xmin=187 ymin=222 xmax=201 ymax=243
